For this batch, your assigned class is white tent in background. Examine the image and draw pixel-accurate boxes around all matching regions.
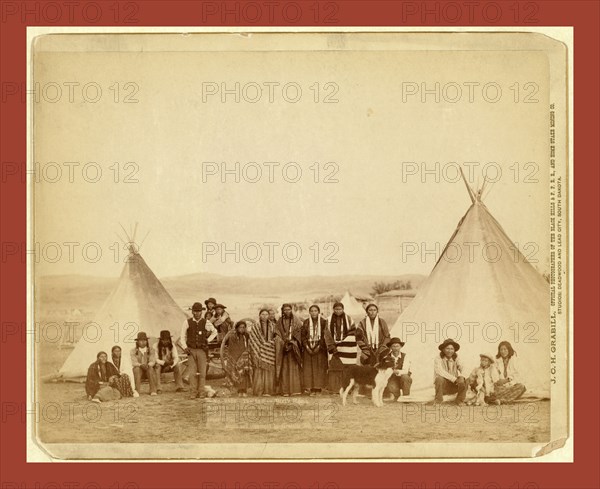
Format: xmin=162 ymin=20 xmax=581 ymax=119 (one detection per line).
xmin=341 ymin=290 xmax=366 ymax=322
xmin=57 ymin=231 xmax=187 ymax=388
xmin=390 ymin=176 xmax=550 ymax=400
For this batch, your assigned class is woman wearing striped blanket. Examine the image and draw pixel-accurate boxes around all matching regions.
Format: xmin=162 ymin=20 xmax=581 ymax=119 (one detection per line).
xmin=248 ymin=309 xmax=277 ymax=396
xmin=324 ymin=302 xmax=357 ymax=393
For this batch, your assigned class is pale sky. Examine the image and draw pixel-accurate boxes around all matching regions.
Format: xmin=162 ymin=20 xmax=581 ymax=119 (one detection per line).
xmin=33 ymin=33 xmax=551 ymax=279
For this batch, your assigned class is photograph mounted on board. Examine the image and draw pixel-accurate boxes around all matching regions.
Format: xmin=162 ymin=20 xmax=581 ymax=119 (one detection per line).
xmin=28 ymin=29 xmax=570 ymax=461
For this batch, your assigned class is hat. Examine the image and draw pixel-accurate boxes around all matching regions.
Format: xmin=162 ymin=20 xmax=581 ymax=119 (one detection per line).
xmin=479 ymin=353 xmax=495 ymax=363
xmin=332 ymin=302 xmax=344 ymax=309
xmin=159 ymin=330 xmax=172 ymax=341
xmin=215 ymin=303 xmax=227 ymax=310
xmin=438 ymin=338 xmax=460 ymax=352
xmin=388 ymin=337 xmax=405 ymax=347
xmin=136 ymin=332 xmax=148 ymax=341
xmin=205 ymin=297 xmax=217 ymax=306
xmin=191 ymin=302 xmax=204 ymax=312
xmin=365 ymin=303 xmax=378 ymax=311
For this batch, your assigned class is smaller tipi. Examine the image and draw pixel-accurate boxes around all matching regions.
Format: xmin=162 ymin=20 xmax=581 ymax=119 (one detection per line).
xmin=56 ymin=230 xmax=188 ymax=389
xmin=341 ymin=291 xmax=366 ymax=322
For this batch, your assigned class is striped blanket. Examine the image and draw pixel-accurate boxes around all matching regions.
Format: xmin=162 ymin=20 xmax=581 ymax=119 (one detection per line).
xmin=248 ymin=319 xmax=277 ymax=372
xmin=328 ymin=331 xmax=358 ymax=366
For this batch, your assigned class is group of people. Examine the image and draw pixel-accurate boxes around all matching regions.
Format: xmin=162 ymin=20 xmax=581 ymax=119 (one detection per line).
xmin=85 ymin=298 xmax=527 ymax=406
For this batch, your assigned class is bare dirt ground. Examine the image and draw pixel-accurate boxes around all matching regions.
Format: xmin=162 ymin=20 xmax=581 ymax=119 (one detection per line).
xmin=36 ymin=377 xmax=549 ymax=445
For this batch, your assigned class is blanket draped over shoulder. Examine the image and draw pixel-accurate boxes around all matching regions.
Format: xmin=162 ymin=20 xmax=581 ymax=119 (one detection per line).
xmin=248 ymin=318 xmax=277 ymax=373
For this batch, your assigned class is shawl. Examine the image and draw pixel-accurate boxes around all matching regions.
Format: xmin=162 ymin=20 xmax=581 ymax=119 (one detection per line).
xmin=324 ymin=314 xmax=358 ymax=366
xmin=248 ymin=318 xmax=277 ymax=372
xmin=364 ymin=316 xmax=380 ymax=348
xmin=221 ymin=330 xmax=253 ymax=386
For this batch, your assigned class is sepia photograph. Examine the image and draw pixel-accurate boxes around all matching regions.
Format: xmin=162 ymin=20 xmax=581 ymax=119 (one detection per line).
xmin=27 ymin=28 xmax=570 ymax=461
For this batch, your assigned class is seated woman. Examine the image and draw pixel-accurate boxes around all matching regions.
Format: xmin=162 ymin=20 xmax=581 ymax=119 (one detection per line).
xmin=110 ymin=346 xmax=135 ymax=398
xmin=493 ymin=341 xmax=527 ymax=403
xmin=221 ymin=320 xmax=253 ymax=397
xmin=85 ymin=351 xmax=121 ymax=403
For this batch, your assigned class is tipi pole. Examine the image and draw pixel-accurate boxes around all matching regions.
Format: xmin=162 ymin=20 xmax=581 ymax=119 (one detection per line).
xmin=460 ymin=167 xmax=476 ymax=204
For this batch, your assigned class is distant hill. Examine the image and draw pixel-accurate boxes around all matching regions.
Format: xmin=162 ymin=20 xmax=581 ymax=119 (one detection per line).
xmin=36 ymin=272 xmax=426 ymax=316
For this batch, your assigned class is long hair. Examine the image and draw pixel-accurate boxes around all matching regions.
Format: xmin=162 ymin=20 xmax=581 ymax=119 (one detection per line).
xmin=496 ymin=341 xmax=516 ymax=359
xmin=439 ymin=351 xmax=457 ymax=360
xmin=157 ymin=338 xmax=173 ymax=360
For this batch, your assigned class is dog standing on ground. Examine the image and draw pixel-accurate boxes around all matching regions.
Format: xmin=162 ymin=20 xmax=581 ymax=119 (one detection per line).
xmin=340 ymin=348 xmax=395 ymax=407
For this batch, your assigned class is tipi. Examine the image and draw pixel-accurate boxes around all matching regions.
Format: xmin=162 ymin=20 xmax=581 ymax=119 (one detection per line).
xmin=57 ymin=242 xmax=188 ymax=385
xmin=341 ymin=290 xmax=366 ymax=322
xmin=390 ymin=180 xmax=550 ymax=400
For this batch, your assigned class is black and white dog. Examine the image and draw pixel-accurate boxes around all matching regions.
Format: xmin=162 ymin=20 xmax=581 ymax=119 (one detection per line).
xmin=340 ymin=347 xmax=395 ymax=407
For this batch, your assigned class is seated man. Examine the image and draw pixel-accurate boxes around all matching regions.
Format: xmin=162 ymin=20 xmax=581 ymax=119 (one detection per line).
xmin=153 ymin=330 xmax=185 ymax=393
xmin=386 ymin=337 xmax=412 ymax=400
xmin=433 ymin=338 xmax=466 ymax=405
xmin=130 ymin=331 xmax=158 ymax=396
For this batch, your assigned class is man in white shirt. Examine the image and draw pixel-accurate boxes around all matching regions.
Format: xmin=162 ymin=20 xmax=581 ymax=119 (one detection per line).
xmin=386 ymin=337 xmax=412 ymax=400
xmin=180 ymin=302 xmax=217 ymax=399
xmin=433 ymin=338 xmax=467 ymax=405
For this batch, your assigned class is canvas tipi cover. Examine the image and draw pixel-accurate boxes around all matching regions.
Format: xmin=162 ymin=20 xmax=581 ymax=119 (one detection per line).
xmin=341 ymin=291 xmax=366 ymax=322
xmin=390 ymin=196 xmax=550 ymax=400
xmin=58 ymin=250 xmax=188 ymax=381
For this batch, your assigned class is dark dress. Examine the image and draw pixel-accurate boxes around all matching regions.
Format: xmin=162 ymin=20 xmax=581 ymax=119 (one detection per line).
xmin=222 ymin=330 xmax=252 ymax=393
xmin=275 ymin=315 xmax=303 ymax=395
xmin=301 ymin=317 xmax=328 ymax=390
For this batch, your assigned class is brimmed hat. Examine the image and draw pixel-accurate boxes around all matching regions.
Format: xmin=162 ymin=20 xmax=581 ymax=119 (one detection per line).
xmin=479 ymin=353 xmax=495 ymax=363
xmin=191 ymin=302 xmax=204 ymax=312
xmin=136 ymin=332 xmax=149 ymax=341
xmin=205 ymin=297 xmax=217 ymax=306
xmin=389 ymin=337 xmax=405 ymax=347
xmin=215 ymin=303 xmax=227 ymax=310
xmin=438 ymin=338 xmax=460 ymax=352
xmin=159 ymin=330 xmax=172 ymax=341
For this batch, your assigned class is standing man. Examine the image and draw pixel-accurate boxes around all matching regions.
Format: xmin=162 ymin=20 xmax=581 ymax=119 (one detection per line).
xmin=153 ymin=330 xmax=186 ymax=393
xmin=180 ymin=302 xmax=217 ymax=399
xmin=386 ymin=337 xmax=412 ymax=399
xmin=356 ymin=303 xmax=391 ymax=366
xmin=324 ymin=302 xmax=357 ymax=393
xmin=130 ymin=332 xmax=158 ymax=396
xmin=433 ymin=338 xmax=467 ymax=405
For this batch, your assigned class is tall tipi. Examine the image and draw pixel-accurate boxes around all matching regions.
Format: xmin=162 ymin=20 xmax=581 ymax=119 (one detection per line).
xmin=341 ymin=290 xmax=366 ymax=322
xmin=58 ymin=244 xmax=188 ymax=383
xmin=390 ymin=182 xmax=550 ymax=400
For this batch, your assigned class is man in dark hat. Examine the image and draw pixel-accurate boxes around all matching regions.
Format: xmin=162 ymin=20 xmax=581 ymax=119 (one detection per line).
xmin=130 ymin=331 xmax=158 ymax=396
xmin=433 ymin=338 xmax=466 ymax=405
xmin=386 ymin=337 xmax=412 ymax=400
xmin=180 ymin=302 xmax=217 ymax=399
xmin=153 ymin=330 xmax=185 ymax=393
xmin=204 ymin=298 xmax=217 ymax=321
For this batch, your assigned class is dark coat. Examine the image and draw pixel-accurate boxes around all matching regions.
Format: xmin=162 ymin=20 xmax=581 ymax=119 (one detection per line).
xmin=85 ymin=360 xmax=119 ymax=397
